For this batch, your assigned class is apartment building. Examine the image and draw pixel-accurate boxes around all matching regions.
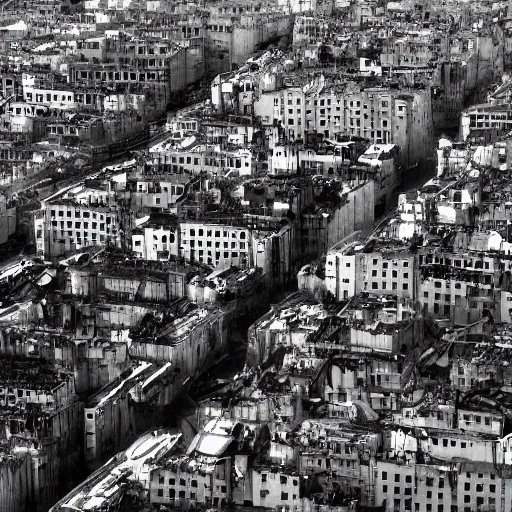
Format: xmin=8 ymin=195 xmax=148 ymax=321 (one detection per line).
xmin=325 ymin=243 xmax=417 ymax=301
xmin=418 ymin=240 xmax=501 ymax=323
xmin=179 ymin=221 xmax=252 ymax=268
xmin=375 ymin=460 xmax=512 ymax=512
xmin=35 ymin=201 xmax=121 ymax=258
xmin=255 ymin=83 xmax=434 ymax=170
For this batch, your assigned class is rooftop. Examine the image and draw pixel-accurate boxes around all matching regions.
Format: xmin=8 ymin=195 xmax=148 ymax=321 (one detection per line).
xmin=86 ymin=362 xmax=154 ymax=408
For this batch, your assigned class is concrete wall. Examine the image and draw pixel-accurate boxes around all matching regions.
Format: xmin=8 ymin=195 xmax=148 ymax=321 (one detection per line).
xmin=0 ymin=451 xmax=34 ymax=512
xmin=327 ymin=181 xmax=374 ymax=249
xmin=129 ymin=311 xmax=227 ymax=377
xmin=0 ymin=206 xmax=16 ymax=244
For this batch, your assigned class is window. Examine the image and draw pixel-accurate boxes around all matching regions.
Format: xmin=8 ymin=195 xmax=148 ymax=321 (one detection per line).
xmin=281 ymin=493 xmax=288 ymax=501
xmin=158 ymin=489 xmax=164 ymax=497
xmin=280 ymin=476 xmax=288 ymax=484
xmin=169 ymin=478 xmax=175 ymax=485
xmin=180 ymin=479 xmax=186 ymax=486
xmin=395 ymin=474 xmax=400 ymax=483
xmin=427 ymin=491 xmax=432 ymax=499
xmin=159 ymin=476 xmax=164 ymax=485
xmin=261 ymin=474 xmax=267 ymax=483
xmin=489 ymin=485 xmax=496 ymax=493
xmin=169 ymin=489 xmax=175 ymax=498
xmin=394 ymin=487 xmax=400 ymax=495
xmin=382 ymin=472 xmax=388 ymax=481
xmin=406 ymin=476 xmax=412 ymax=484
xmin=179 ymin=491 xmax=186 ymax=499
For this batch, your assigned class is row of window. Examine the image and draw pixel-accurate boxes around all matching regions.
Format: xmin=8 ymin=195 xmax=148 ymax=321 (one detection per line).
xmin=261 ymin=492 xmax=297 ymax=501
xmin=182 ymin=250 xmax=245 ymax=260
xmin=431 ymin=437 xmax=473 ymax=448
xmin=181 ymin=240 xmax=246 ymax=250
xmin=304 ymin=458 xmax=357 ymax=469
xmin=423 ymin=292 xmax=458 ymax=300
xmin=276 ymin=96 xmax=405 ymax=111
xmin=26 ymin=92 xmax=73 ymax=103
xmin=50 ymin=209 xmax=111 ymax=220
xmin=74 ymin=70 xmax=166 ymax=82
xmin=391 ymin=503 xmax=493 ymax=512
xmin=420 ymin=256 xmax=493 ymax=270
xmin=204 ymin=157 xmax=248 ymax=168
xmin=155 ymin=476 xmax=202 ymax=487
xmin=50 ymin=234 xmax=107 ymax=243
xmin=162 ymin=155 xmax=201 ymax=165
xmin=48 ymin=126 xmax=80 ymax=135
xmin=460 ymin=413 xmax=494 ymax=425
xmin=372 ymin=259 xmax=409 ymax=267
xmin=50 ymin=221 xmax=107 ymax=230
xmin=382 ymin=471 xmax=496 ymax=482
xmin=182 ymin=228 xmax=247 ymax=240
xmin=370 ymin=281 xmax=409 ymax=290
xmin=260 ymin=474 xmax=297 ymax=485
xmin=156 ymin=489 xmax=198 ymax=499
xmin=0 ymin=388 xmax=42 ymax=397
xmin=372 ymin=270 xmax=408 ymax=278
xmin=386 ymin=497 xmax=495 ymax=511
